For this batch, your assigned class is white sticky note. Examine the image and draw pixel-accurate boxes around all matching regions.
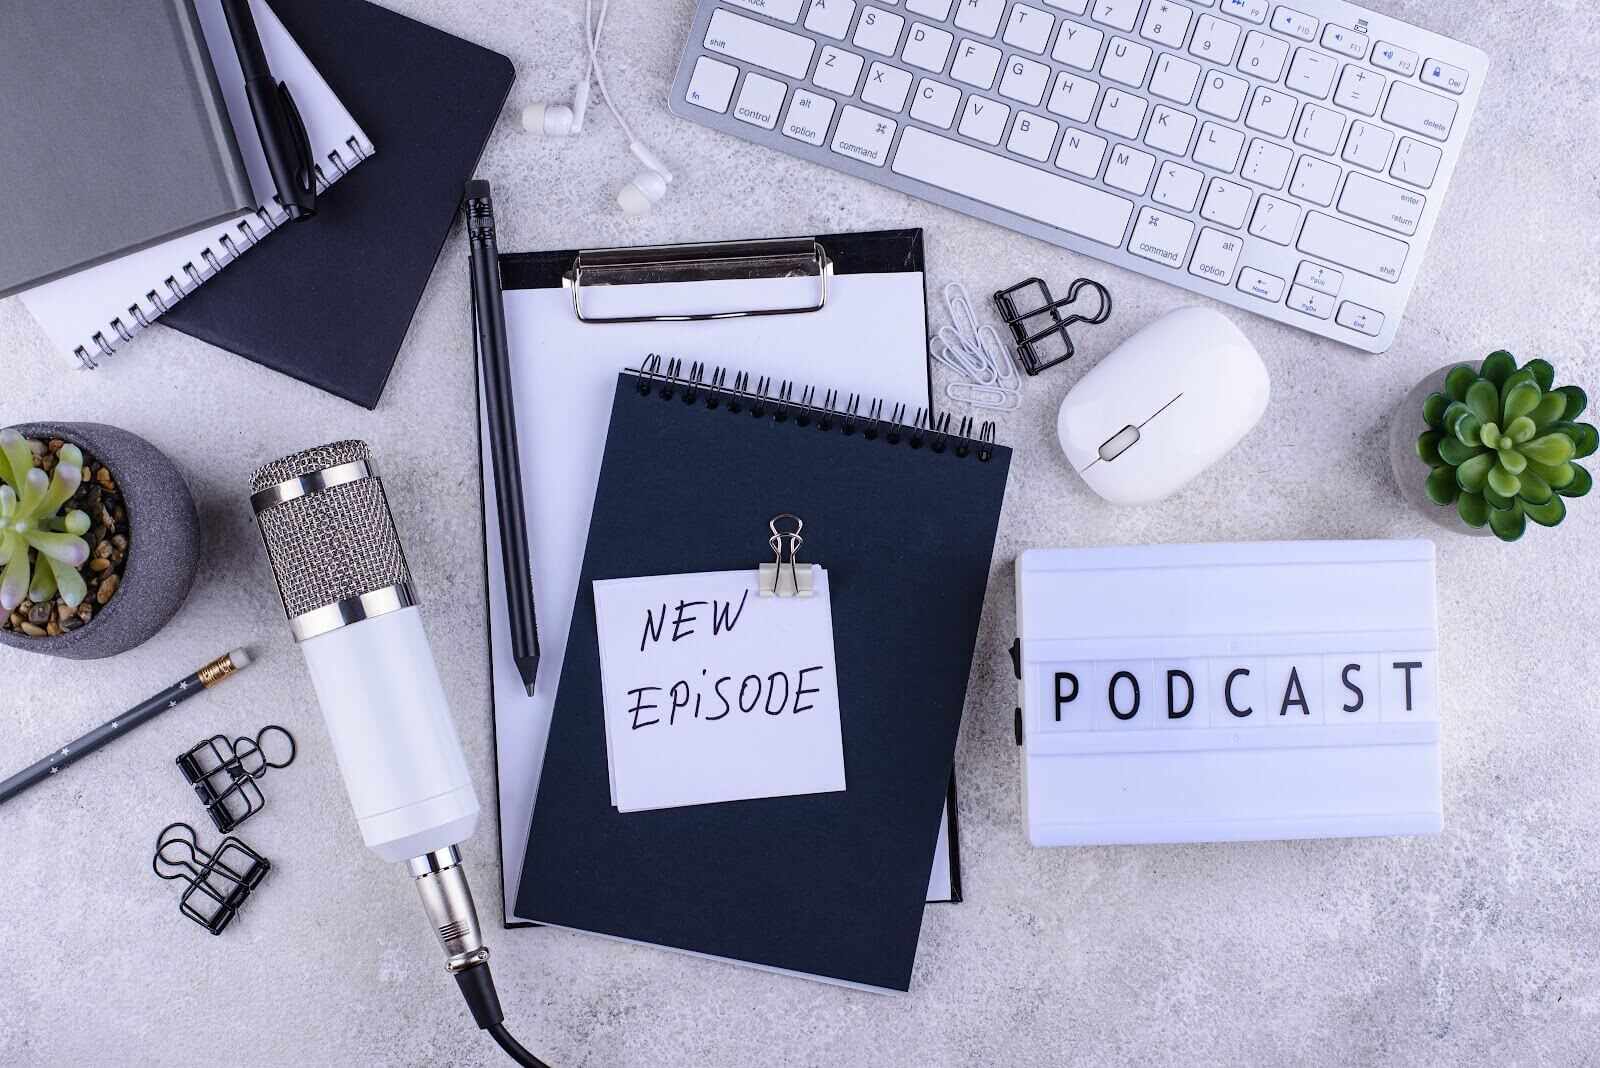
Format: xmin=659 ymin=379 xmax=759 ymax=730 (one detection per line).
xmin=593 ymin=568 xmax=845 ymax=813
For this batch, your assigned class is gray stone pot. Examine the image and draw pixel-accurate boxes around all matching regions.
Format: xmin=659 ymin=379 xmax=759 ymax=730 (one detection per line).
xmin=1388 ymin=364 xmax=1494 ymax=538
xmin=0 ymin=422 xmax=201 ymax=659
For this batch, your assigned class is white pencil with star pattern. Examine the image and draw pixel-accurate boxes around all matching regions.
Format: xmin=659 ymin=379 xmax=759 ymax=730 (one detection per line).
xmin=0 ymin=649 xmax=252 ymax=805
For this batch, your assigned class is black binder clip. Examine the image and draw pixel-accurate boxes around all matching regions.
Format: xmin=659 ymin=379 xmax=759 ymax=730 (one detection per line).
xmin=992 ymin=276 xmax=1113 ymax=376
xmin=759 ymin=514 xmax=815 ymax=598
xmin=151 ymin=822 xmax=271 ymax=935
xmin=177 ymin=724 xmax=297 ymax=833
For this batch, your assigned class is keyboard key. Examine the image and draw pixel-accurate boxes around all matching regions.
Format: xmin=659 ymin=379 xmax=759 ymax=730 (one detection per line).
xmin=1189 ymin=226 xmax=1243 ymax=284
xmin=1336 ymin=301 xmax=1384 ymax=336
xmin=1144 ymin=105 xmax=1196 ymax=154
xmin=831 ymin=104 xmax=898 ymax=164
xmin=1140 ymin=2 xmax=1192 ymax=49
xmin=1237 ymin=31 xmax=1289 ymax=82
xmin=951 ymin=39 xmax=1003 ymax=87
xmin=1371 ymin=41 xmax=1418 ymax=77
xmin=1293 ymin=103 xmax=1344 ymax=154
xmin=1047 ymin=71 xmax=1099 ymax=121
xmin=1295 ymin=261 xmax=1342 ymax=295
xmin=1245 ymin=86 xmax=1297 ymax=138
xmin=1056 ymin=127 xmax=1108 ymax=176
xmin=1128 ymin=206 xmax=1195 ymax=267
xmin=1008 ymin=111 xmax=1061 ymax=160
xmin=1384 ymin=81 xmax=1457 ymax=141
xmin=728 ymin=0 xmax=806 ymax=22
xmin=1342 ymin=120 xmax=1393 ymax=170
xmin=735 ymin=72 xmax=789 ymax=128
xmin=1390 ymin=137 xmax=1442 ymax=189
xmin=892 ymin=125 xmax=1136 ymax=244
xmin=906 ymin=0 xmax=954 ymax=16
xmin=1270 ymin=7 xmax=1317 ymax=42
xmin=1201 ymin=177 xmax=1252 ymax=227
xmin=1421 ymin=58 xmax=1469 ymax=94
xmin=1153 ymin=160 xmax=1204 ymax=211
xmin=1042 ymin=0 xmax=1088 ymax=10
xmin=706 ymin=9 xmax=816 ymax=78
xmin=954 ymin=0 xmax=1006 ymax=35
xmin=814 ymin=45 xmax=865 ymax=93
xmin=1237 ymin=266 xmax=1285 ymax=301
xmin=1000 ymin=55 xmax=1051 ymax=105
xmin=1101 ymin=38 xmax=1154 ymax=88
xmin=911 ymin=77 xmax=962 ymax=126
xmin=1339 ymin=171 xmax=1425 ymax=235
xmin=804 ymin=0 xmax=856 ymax=37
xmin=1198 ymin=71 xmax=1249 ymax=120
xmin=1333 ymin=66 xmax=1384 ymax=116
xmin=1285 ymin=47 xmax=1336 ymax=97
xmin=1219 ymin=0 xmax=1267 ymax=23
xmin=782 ymin=88 xmax=837 ymax=143
xmin=1288 ymin=154 xmax=1340 ymax=204
xmin=1090 ymin=0 xmax=1138 ymax=32
xmin=685 ymin=56 xmax=739 ymax=112
xmin=902 ymin=23 xmax=954 ymax=70
xmin=1189 ymin=14 xmax=1241 ymax=64
xmin=854 ymin=6 xmax=906 ymax=54
xmin=1287 ymin=283 xmax=1334 ymax=318
xmin=1298 ymin=211 xmax=1408 ymax=282
xmin=1053 ymin=22 xmax=1105 ymax=70
xmin=1248 ymin=193 xmax=1299 ymax=242
xmin=863 ymin=61 xmax=914 ymax=110
xmin=1150 ymin=53 xmax=1202 ymax=104
xmin=959 ymin=94 xmax=1011 ymax=143
xmin=1095 ymin=88 xmax=1147 ymax=139
xmin=1194 ymin=121 xmax=1245 ymax=171
xmin=1241 ymin=139 xmax=1293 ymax=188
xmin=1003 ymin=4 xmax=1055 ymax=54
xmin=1105 ymin=143 xmax=1156 ymax=194
xmin=1320 ymin=24 xmax=1367 ymax=59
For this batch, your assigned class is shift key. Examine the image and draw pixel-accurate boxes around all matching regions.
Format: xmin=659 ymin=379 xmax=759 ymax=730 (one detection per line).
xmin=1298 ymin=212 xmax=1409 ymax=283
xmin=705 ymin=8 xmax=815 ymax=78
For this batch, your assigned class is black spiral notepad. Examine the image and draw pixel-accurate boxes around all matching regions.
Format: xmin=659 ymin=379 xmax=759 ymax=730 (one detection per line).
xmin=517 ymin=363 xmax=1011 ymax=991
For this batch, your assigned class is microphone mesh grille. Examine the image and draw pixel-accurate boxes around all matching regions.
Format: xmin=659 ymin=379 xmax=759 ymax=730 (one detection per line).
xmin=251 ymin=442 xmax=412 ymax=620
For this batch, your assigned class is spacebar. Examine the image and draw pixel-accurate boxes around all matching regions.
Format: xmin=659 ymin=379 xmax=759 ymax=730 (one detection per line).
xmin=891 ymin=127 xmax=1134 ymax=247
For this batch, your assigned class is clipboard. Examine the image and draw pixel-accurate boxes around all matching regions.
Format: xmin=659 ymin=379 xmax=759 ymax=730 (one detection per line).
xmin=473 ymin=229 xmax=965 ymax=927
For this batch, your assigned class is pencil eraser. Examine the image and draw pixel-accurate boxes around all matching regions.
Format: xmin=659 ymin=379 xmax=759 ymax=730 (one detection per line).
xmin=228 ymin=648 xmax=252 ymax=670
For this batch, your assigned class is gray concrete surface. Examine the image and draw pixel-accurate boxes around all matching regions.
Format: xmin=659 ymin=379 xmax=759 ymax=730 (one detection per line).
xmin=3 ymin=2 xmax=1598 ymax=1064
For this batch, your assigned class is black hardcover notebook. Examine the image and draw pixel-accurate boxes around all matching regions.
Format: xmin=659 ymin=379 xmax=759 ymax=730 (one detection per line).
xmin=163 ymin=0 xmax=514 ymax=408
xmin=517 ymin=365 xmax=1011 ymax=991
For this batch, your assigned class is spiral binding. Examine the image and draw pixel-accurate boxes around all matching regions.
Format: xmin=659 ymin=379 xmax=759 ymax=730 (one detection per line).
xmin=72 ymin=135 xmax=374 ymax=370
xmin=633 ymin=354 xmax=996 ymax=461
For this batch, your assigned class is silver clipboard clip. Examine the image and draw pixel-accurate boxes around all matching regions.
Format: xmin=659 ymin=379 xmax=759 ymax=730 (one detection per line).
xmin=758 ymin=514 xmax=815 ymax=598
xmin=564 ymin=238 xmax=833 ymax=324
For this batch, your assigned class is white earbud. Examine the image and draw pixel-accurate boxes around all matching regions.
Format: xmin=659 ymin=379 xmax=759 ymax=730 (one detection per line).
xmin=522 ymin=81 xmax=589 ymax=137
xmin=616 ymin=141 xmax=674 ymax=216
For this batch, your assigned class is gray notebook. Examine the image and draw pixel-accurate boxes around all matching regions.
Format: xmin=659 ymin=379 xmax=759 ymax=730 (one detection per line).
xmin=0 ymin=0 xmax=254 ymax=298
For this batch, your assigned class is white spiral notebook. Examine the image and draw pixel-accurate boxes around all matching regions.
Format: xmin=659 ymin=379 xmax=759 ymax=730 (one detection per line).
xmin=18 ymin=0 xmax=374 ymax=369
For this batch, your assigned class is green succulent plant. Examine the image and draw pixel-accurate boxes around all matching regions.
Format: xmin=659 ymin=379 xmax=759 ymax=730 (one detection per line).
xmin=0 ymin=429 xmax=93 ymax=612
xmin=1417 ymin=351 xmax=1596 ymax=542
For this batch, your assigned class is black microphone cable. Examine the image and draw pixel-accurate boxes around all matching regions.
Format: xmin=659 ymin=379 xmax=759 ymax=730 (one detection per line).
xmin=453 ymin=958 xmax=550 ymax=1067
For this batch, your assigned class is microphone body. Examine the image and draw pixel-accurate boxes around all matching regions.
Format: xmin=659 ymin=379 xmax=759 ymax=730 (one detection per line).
xmin=249 ymin=441 xmax=488 ymax=972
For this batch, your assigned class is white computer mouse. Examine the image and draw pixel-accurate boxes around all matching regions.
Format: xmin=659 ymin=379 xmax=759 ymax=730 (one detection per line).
xmin=1057 ymin=306 xmax=1269 ymax=505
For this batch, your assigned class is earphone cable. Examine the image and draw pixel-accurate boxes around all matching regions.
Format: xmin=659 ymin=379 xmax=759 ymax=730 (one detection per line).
xmin=584 ymin=0 xmax=637 ymax=145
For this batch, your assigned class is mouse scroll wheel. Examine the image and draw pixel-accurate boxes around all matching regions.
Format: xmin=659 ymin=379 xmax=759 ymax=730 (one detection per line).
xmin=1098 ymin=425 xmax=1140 ymax=462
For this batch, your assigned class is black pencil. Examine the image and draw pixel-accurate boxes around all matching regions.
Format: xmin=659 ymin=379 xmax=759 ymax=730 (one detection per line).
xmin=465 ymin=179 xmax=540 ymax=695
xmin=0 ymin=649 xmax=252 ymax=805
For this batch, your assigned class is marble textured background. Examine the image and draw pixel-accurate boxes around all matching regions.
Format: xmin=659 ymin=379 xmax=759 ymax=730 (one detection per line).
xmin=2 ymin=1 xmax=1597 ymax=1064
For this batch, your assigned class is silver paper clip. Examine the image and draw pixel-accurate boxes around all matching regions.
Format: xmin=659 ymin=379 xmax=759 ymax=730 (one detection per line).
xmin=759 ymin=514 xmax=815 ymax=598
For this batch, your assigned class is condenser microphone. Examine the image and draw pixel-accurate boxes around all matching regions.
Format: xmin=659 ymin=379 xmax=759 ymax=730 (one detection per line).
xmin=250 ymin=441 xmax=547 ymax=1067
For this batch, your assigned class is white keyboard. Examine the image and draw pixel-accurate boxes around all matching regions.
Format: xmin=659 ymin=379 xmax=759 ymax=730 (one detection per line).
xmin=668 ymin=0 xmax=1488 ymax=353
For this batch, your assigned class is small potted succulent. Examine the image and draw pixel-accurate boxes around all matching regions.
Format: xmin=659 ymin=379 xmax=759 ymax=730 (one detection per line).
xmin=1389 ymin=351 xmax=1595 ymax=542
xmin=0 ymin=423 xmax=201 ymax=659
